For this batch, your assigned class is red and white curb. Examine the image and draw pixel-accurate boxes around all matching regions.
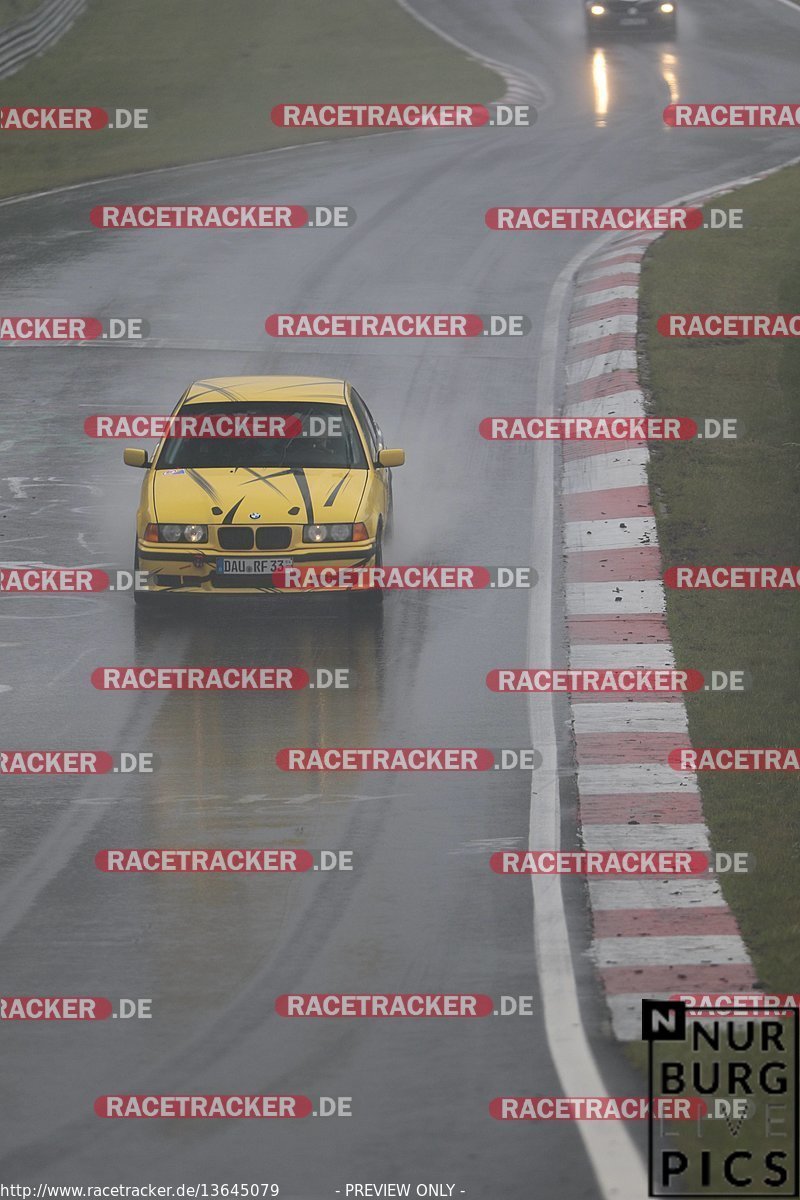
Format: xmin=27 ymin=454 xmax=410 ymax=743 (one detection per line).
xmin=561 ymin=227 xmax=756 ymax=1042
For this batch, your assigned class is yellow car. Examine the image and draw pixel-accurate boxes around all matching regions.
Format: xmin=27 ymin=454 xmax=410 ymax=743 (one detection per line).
xmin=124 ymin=376 xmax=405 ymax=601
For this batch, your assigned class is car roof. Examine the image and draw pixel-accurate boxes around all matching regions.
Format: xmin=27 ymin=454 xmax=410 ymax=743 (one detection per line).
xmin=181 ymin=376 xmax=348 ymax=406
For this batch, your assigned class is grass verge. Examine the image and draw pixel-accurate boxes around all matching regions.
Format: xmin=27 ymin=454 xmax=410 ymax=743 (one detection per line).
xmin=0 ymin=0 xmax=500 ymax=197
xmin=639 ymin=165 xmax=800 ymax=989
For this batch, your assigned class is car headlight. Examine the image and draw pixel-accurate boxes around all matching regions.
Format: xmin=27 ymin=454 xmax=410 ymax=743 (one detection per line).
xmin=145 ymin=523 xmax=208 ymax=544
xmin=590 ymin=4 xmax=606 ymax=13
xmin=303 ymin=523 xmax=368 ymax=543
xmin=183 ymin=525 xmax=208 ymax=543
xmin=660 ymin=2 xmax=674 ymax=10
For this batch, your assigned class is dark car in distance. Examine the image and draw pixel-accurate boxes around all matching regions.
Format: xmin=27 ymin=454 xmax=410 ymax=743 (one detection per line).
xmin=585 ymin=0 xmax=677 ymax=39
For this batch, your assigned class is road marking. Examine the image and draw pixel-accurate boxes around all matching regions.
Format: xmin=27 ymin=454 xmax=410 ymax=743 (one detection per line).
xmin=568 ymin=313 xmax=638 ymax=345
xmin=567 ymin=578 xmax=666 ymax=616
xmin=581 ymin=793 xmax=703 ymax=825
xmin=557 ymin=148 xmax=800 ymax=1047
xmin=594 ymin=935 xmax=751 ymax=968
xmin=579 ymin=765 xmax=698 ymax=793
xmin=564 ymin=516 xmax=657 ymax=552
xmin=393 ymin=0 xmax=552 ymax=108
xmin=594 ymin=908 xmax=738 ymax=937
xmin=570 ymin=641 xmax=675 ymax=668
xmin=562 ymin=447 xmax=650 ymax=492
xmin=529 ymin=236 xmax=647 ymax=1198
xmin=583 ymin=823 xmax=707 ymax=851
xmin=565 ymin=348 xmax=637 ymax=382
xmin=582 ymin=259 xmax=643 ymax=281
xmin=565 ymin=390 xmax=646 ymax=418
xmin=589 ymin=876 xmax=726 ymax=909
xmin=573 ymin=701 xmax=688 ymax=733
xmin=576 ymin=732 xmax=692 ymax=764
xmin=566 ymin=545 xmax=662 ymax=582
xmin=572 ymin=284 xmax=639 ymax=309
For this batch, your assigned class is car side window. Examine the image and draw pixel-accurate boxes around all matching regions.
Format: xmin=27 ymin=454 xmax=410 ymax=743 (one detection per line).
xmin=350 ymin=387 xmax=382 ymax=461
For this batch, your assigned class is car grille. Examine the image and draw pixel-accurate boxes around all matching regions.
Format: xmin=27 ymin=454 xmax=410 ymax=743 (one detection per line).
xmin=217 ymin=526 xmax=293 ymax=551
xmin=255 ymin=526 xmax=292 ymax=550
xmin=606 ymin=1 xmax=658 ymax=10
xmin=218 ymin=527 xmax=254 ymax=550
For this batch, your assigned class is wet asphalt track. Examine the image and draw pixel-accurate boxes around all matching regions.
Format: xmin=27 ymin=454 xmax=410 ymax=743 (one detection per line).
xmin=1 ymin=0 xmax=800 ymax=1194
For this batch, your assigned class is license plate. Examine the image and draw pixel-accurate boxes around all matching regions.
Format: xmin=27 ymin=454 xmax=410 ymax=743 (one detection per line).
xmin=216 ymin=557 xmax=293 ymax=575
xmin=620 ymin=15 xmax=648 ymax=23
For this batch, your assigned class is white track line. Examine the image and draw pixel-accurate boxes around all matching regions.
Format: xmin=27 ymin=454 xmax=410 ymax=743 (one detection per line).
xmin=393 ymin=0 xmax=552 ymax=109
xmin=529 ymin=238 xmax=647 ymax=1198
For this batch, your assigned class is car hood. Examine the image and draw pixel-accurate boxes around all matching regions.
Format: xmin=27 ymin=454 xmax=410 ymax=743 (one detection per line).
xmin=151 ymin=466 xmax=367 ymax=526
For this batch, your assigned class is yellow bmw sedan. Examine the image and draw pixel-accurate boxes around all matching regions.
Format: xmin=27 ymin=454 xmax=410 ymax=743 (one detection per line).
xmin=123 ymin=376 xmax=405 ymax=602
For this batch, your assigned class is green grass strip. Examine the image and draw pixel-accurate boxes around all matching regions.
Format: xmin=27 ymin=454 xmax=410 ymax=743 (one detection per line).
xmin=640 ymin=166 xmax=800 ymax=988
xmin=0 ymin=0 xmax=500 ymax=197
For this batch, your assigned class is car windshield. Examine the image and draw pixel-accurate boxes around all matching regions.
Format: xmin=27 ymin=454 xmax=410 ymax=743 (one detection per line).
xmin=156 ymin=401 xmax=368 ymax=470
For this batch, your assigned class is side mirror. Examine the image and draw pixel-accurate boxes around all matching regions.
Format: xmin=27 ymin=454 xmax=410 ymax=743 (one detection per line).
xmin=377 ymin=448 xmax=405 ymax=468
xmin=123 ymin=447 xmax=149 ymax=468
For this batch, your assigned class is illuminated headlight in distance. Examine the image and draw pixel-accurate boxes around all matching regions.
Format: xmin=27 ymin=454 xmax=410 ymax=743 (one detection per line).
xmin=660 ymin=2 xmax=674 ymax=10
xmin=590 ymin=4 xmax=606 ymax=13
xmin=146 ymin=523 xmax=209 ymax=543
xmin=303 ymin=523 xmax=369 ymax=543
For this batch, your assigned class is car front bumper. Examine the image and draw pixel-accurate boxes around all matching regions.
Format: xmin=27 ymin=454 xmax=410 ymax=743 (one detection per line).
xmin=586 ymin=7 xmax=676 ymax=29
xmin=136 ymin=541 xmax=378 ymax=596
